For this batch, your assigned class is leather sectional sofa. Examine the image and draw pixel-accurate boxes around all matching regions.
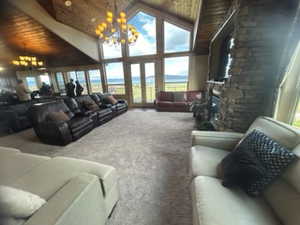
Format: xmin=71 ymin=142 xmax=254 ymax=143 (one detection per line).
xmin=0 ymin=146 xmax=119 ymax=225
xmin=155 ymin=91 xmax=202 ymax=112
xmin=190 ymin=117 xmax=300 ymax=225
xmin=30 ymin=94 xmax=128 ymax=145
xmin=0 ymin=98 xmax=58 ymax=133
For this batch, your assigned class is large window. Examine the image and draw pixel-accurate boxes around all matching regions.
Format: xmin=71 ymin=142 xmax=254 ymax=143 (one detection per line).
xmin=105 ymin=62 xmax=125 ymax=94
xmin=131 ymin=64 xmax=142 ymax=103
xmin=67 ymin=71 xmax=88 ymax=94
xmin=76 ymin=71 xmax=88 ymax=94
xmin=145 ymin=62 xmax=155 ymax=103
xmin=55 ymin=72 xmax=65 ymax=92
xmin=103 ymin=43 xmax=122 ymax=59
xmin=68 ymin=71 xmax=77 ymax=81
xmin=89 ymin=69 xmax=103 ymax=93
xmin=164 ymin=56 xmax=189 ymax=92
xmin=40 ymin=74 xmax=51 ymax=85
xmin=128 ymin=12 xmax=156 ymax=56
xmin=26 ymin=77 xmax=38 ymax=91
xmin=164 ymin=21 xmax=190 ymax=53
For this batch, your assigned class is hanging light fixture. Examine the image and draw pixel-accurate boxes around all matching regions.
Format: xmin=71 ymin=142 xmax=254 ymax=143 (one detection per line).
xmin=95 ymin=0 xmax=139 ymax=46
xmin=12 ymin=56 xmax=44 ymax=68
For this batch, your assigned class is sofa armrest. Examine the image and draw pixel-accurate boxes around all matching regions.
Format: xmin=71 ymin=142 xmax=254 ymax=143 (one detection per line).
xmin=191 ymin=131 xmax=244 ymax=151
xmin=35 ymin=121 xmax=72 ymax=146
xmin=24 ymin=174 xmax=106 ymax=225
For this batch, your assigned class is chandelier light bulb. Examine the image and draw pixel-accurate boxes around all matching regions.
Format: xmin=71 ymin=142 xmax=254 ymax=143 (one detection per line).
xmin=65 ymin=0 xmax=72 ymax=7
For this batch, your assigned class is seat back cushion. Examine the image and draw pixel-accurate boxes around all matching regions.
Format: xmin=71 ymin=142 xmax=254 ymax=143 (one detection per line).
xmin=75 ymin=95 xmax=97 ymax=112
xmin=30 ymin=101 xmax=74 ymax=125
xmin=248 ymin=117 xmax=300 ymax=225
xmin=173 ymin=92 xmax=185 ymax=102
xmin=158 ymin=91 xmax=174 ymax=102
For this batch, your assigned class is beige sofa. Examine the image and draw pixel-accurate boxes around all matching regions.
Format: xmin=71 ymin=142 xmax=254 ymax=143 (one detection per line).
xmin=0 ymin=147 xmax=119 ymax=225
xmin=190 ymin=116 xmax=300 ymax=225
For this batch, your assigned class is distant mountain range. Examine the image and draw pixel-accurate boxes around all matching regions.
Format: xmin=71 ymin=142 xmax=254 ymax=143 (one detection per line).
xmin=90 ymin=75 xmax=188 ymax=84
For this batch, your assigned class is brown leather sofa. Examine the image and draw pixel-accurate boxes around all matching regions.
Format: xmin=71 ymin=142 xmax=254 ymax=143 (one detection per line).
xmin=30 ymin=101 xmax=94 ymax=145
xmin=155 ymin=91 xmax=202 ymax=112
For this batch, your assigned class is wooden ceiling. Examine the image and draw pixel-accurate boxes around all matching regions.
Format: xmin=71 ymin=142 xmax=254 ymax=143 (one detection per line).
xmin=0 ymin=1 xmax=96 ymax=69
xmin=48 ymin=0 xmax=231 ymax=53
xmin=48 ymin=0 xmax=200 ymax=38
xmin=0 ymin=0 xmax=233 ymax=70
xmin=194 ymin=0 xmax=233 ymax=53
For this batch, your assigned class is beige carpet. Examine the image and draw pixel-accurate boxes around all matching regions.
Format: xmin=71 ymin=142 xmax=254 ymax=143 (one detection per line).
xmin=0 ymin=110 xmax=194 ymax=225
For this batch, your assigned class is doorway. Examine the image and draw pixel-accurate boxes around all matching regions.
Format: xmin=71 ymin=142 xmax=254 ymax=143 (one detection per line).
xmin=130 ymin=62 xmax=156 ymax=106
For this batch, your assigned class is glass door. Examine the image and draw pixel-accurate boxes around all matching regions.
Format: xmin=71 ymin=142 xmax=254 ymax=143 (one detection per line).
xmin=130 ymin=62 xmax=156 ymax=106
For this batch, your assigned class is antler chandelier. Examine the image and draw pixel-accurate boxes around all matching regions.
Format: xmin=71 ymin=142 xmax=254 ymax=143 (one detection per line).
xmin=12 ymin=56 xmax=44 ymax=67
xmin=95 ymin=1 xmax=139 ymax=46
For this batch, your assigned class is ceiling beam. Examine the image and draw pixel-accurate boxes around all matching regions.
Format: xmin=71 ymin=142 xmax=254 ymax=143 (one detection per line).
xmin=192 ymin=0 xmax=204 ymax=52
xmin=8 ymin=0 xmax=100 ymax=62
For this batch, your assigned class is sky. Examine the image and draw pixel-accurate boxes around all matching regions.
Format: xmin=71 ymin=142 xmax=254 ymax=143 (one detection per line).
xmin=102 ymin=11 xmax=191 ymax=79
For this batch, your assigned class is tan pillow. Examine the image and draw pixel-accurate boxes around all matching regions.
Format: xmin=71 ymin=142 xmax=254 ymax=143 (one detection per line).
xmin=47 ymin=111 xmax=70 ymax=123
xmin=106 ymin=95 xmax=118 ymax=105
xmin=83 ymin=101 xmax=99 ymax=111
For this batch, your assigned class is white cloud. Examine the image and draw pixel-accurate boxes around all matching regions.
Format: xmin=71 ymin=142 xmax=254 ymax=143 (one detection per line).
xmin=103 ymin=43 xmax=122 ymax=59
xmin=164 ymin=22 xmax=190 ymax=52
xmin=165 ymin=57 xmax=189 ymax=75
xmin=129 ymin=35 xmax=156 ymax=56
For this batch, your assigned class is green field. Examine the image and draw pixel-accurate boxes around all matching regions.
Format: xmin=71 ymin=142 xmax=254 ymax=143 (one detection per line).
xmin=90 ymin=82 xmax=187 ymax=104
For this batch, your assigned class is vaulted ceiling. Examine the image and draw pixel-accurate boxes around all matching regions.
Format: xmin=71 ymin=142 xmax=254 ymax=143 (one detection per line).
xmin=0 ymin=1 xmax=96 ymax=69
xmin=0 ymin=0 xmax=233 ymax=69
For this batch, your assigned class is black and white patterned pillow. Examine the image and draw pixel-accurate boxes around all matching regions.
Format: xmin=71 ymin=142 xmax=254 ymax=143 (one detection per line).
xmin=235 ymin=129 xmax=298 ymax=196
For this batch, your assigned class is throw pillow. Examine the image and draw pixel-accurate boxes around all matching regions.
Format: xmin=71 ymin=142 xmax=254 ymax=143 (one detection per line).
xmin=46 ymin=111 xmax=70 ymax=123
xmin=0 ymin=186 xmax=46 ymax=218
xmin=105 ymin=95 xmax=118 ymax=105
xmin=219 ymin=129 xmax=298 ymax=196
xmin=82 ymin=100 xmax=99 ymax=112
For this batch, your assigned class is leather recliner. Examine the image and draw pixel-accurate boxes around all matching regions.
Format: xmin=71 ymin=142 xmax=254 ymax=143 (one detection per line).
xmin=90 ymin=93 xmax=118 ymax=116
xmin=74 ymin=95 xmax=114 ymax=126
xmin=93 ymin=93 xmax=128 ymax=115
xmin=0 ymin=102 xmax=33 ymax=132
xmin=30 ymin=101 xmax=94 ymax=145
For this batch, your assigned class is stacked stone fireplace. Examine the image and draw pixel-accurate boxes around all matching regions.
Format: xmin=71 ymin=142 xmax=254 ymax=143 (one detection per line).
xmin=212 ymin=0 xmax=298 ymax=132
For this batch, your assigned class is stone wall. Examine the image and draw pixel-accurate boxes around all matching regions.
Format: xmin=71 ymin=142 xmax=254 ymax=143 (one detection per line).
xmin=214 ymin=0 xmax=297 ymax=132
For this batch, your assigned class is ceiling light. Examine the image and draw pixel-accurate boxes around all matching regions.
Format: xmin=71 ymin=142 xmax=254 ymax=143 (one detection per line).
xmin=65 ymin=0 xmax=72 ymax=7
xmin=0 ymin=67 xmax=4 ymax=71
xmin=95 ymin=0 xmax=139 ymax=46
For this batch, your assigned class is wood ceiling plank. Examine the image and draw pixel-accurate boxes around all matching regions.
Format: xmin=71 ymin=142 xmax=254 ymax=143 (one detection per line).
xmin=0 ymin=1 xmax=96 ymax=68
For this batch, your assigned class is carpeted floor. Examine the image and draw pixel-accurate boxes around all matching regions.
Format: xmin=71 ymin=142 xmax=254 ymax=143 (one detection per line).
xmin=0 ymin=110 xmax=194 ymax=225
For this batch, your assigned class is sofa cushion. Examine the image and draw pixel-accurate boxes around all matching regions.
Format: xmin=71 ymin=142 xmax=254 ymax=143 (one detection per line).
xmin=173 ymin=102 xmax=188 ymax=107
xmin=46 ymin=111 xmax=70 ymax=123
xmin=158 ymin=91 xmax=174 ymax=102
xmin=0 ymin=185 xmax=46 ymax=218
xmin=105 ymin=95 xmax=118 ymax=105
xmin=173 ymin=92 xmax=185 ymax=102
xmin=5 ymin=157 xmax=117 ymax=201
xmin=191 ymin=176 xmax=280 ymax=225
xmin=190 ymin=146 xmax=229 ymax=178
xmin=157 ymin=101 xmax=173 ymax=108
xmin=68 ymin=116 xmax=92 ymax=133
xmin=82 ymin=100 xmax=100 ymax=112
xmin=0 ymin=153 xmax=50 ymax=185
